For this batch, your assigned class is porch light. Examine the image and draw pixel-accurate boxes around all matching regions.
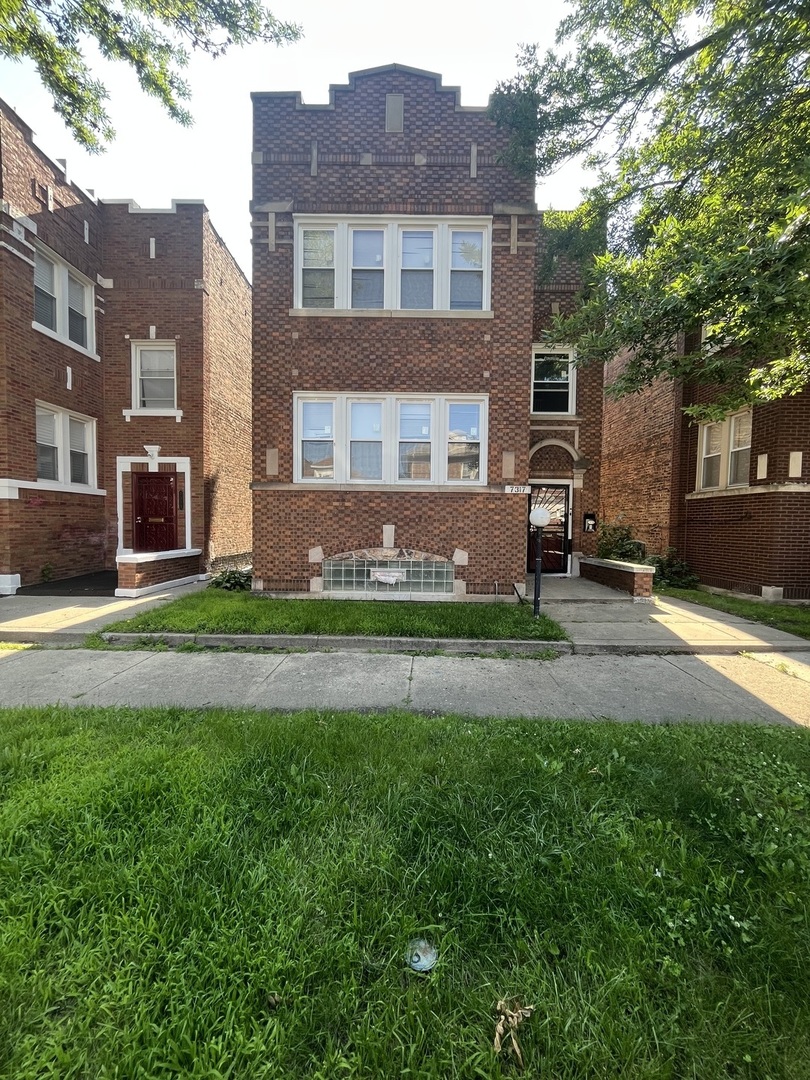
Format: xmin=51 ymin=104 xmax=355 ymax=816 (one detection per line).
xmin=529 ymin=506 xmax=552 ymax=618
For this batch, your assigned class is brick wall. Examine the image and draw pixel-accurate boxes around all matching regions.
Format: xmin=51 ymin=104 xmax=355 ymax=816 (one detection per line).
xmin=601 ymin=350 xmax=810 ymax=594
xmin=117 ymin=553 xmax=202 ymax=590
xmin=600 ymin=358 xmax=683 ymax=555
xmin=202 ymin=214 xmax=252 ymax=567
xmin=0 ymin=102 xmax=107 ymax=582
xmin=251 ymin=67 xmax=548 ymax=592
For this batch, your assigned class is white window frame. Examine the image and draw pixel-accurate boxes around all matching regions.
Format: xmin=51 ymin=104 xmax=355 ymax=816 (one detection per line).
xmin=32 ymin=246 xmax=98 ymax=360
xmin=123 ymin=341 xmax=183 ymax=422
xmin=293 ymin=216 xmax=492 ymax=313
xmin=293 ymin=393 xmax=488 ymax=486
xmin=530 ymin=345 xmax=576 ymax=415
xmin=35 ymin=402 xmax=99 ymax=492
xmin=696 ymin=408 xmax=752 ymax=491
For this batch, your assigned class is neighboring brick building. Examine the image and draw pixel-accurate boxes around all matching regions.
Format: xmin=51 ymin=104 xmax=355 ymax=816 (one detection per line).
xmin=601 ymin=341 xmax=810 ymax=599
xmin=0 ymin=100 xmax=251 ymax=596
xmin=250 ymin=64 xmax=601 ymax=598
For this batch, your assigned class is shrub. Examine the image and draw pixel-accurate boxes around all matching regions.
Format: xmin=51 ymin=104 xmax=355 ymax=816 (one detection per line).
xmin=646 ymin=548 xmax=699 ymax=588
xmin=208 ymin=568 xmax=252 ymax=591
xmin=596 ymin=519 xmax=646 ymax=561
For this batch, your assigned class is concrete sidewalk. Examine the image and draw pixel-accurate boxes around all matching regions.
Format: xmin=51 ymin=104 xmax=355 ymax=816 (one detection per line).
xmin=0 ymin=645 xmax=808 ymax=724
xmin=0 ymin=578 xmax=807 ymax=655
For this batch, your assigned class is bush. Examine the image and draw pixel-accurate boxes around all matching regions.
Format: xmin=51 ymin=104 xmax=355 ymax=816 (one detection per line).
xmin=208 ymin=568 xmax=252 ymax=591
xmin=646 ymin=548 xmax=699 ymax=588
xmin=596 ymin=519 xmax=646 ymax=561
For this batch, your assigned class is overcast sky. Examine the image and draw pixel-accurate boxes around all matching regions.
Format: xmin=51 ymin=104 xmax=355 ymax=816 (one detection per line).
xmin=0 ymin=0 xmax=590 ymax=277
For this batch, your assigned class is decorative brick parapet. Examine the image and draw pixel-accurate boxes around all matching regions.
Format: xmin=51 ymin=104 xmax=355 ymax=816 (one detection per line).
xmin=579 ymin=557 xmax=654 ymax=598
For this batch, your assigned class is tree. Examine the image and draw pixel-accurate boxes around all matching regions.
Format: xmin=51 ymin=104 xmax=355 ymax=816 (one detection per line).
xmin=491 ymin=0 xmax=810 ymax=417
xmin=0 ymin=0 xmax=301 ymax=151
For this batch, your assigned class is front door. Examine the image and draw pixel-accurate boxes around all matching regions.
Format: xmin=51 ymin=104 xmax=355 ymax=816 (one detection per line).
xmin=527 ymin=484 xmax=570 ymax=574
xmin=133 ymin=472 xmax=178 ymax=552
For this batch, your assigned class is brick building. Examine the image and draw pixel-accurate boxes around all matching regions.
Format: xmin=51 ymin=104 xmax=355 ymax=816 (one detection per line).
xmin=601 ymin=342 xmax=810 ymax=600
xmin=250 ymin=64 xmax=601 ymax=599
xmin=0 ymin=100 xmax=251 ymax=596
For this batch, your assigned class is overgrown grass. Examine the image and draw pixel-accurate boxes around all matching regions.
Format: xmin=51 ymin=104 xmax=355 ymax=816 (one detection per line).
xmin=658 ymin=585 xmax=810 ymax=640
xmin=102 ymin=591 xmax=567 ymax=641
xmin=2 ymin=707 xmax=810 ymax=1077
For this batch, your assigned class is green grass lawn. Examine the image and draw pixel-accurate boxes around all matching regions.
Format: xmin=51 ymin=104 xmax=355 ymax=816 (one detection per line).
xmin=103 ymin=590 xmax=567 ymax=641
xmin=658 ymin=585 xmax=810 ymax=640
xmin=3 ymin=707 xmax=810 ymax=1078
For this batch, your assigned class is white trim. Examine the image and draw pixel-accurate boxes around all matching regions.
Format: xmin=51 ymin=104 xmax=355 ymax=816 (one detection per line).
xmin=100 ymin=199 xmax=205 ymax=214
xmin=115 ymin=572 xmax=206 ymax=598
xmin=294 ymin=215 xmax=492 ymax=312
xmin=530 ymin=344 xmax=576 ymax=416
xmin=287 ymin=308 xmax=494 ymax=319
xmin=116 ymin=454 xmax=192 ymax=554
xmin=0 ymin=241 xmax=35 ymax=266
xmin=0 ymin=478 xmax=106 ymax=499
xmin=123 ymin=409 xmax=183 ymax=422
xmin=0 ymin=574 xmax=21 ymax=595
xmin=32 ymin=243 xmax=96 ymax=355
xmin=128 ymin=340 xmax=178 ymax=415
xmin=32 ymin=321 xmax=100 ymax=361
xmin=35 ymin=401 xmax=99 ymax=490
xmin=116 ymin=547 xmax=202 ymax=564
xmin=686 ymin=483 xmax=810 ymax=500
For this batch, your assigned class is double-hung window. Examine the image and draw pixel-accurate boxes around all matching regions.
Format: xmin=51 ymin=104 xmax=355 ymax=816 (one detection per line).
xmin=125 ymin=342 xmax=182 ymax=420
xmin=697 ymin=409 xmax=752 ymax=490
xmin=295 ymin=217 xmax=491 ymax=312
xmin=35 ymin=404 xmax=97 ymax=489
xmin=295 ymin=394 xmax=488 ymax=485
xmin=531 ymin=347 xmax=576 ymax=414
xmin=33 ymin=249 xmax=96 ymax=355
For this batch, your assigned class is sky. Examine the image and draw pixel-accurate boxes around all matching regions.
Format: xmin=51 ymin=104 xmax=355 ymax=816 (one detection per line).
xmin=0 ymin=0 xmax=591 ymax=278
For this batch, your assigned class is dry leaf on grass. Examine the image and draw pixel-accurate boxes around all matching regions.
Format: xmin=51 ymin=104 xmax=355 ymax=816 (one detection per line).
xmin=493 ymin=998 xmax=535 ymax=1069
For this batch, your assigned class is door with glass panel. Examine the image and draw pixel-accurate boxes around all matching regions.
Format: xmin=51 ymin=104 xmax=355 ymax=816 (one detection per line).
xmin=527 ymin=484 xmax=570 ymax=574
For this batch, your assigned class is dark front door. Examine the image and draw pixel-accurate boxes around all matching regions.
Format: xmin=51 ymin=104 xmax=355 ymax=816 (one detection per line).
xmin=133 ymin=472 xmax=178 ymax=552
xmin=527 ymin=484 xmax=570 ymax=574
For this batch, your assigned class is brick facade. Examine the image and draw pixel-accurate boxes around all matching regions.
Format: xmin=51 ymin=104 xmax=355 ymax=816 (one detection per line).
xmin=0 ymin=100 xmax=251 ymax=594
xmin=601 ymin=346 xmax=810 ymax=598
xmin=250 ymin=65 xmax=598 ymax=595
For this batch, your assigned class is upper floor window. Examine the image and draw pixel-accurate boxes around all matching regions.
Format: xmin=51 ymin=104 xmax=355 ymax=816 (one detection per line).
xmin=531 ymin=346 xmax=576 ymax=414
xmin=33 ymin=249 xmax=96 ymax=356
xmin=294 ymin=217 xmax=491 ymax=313
xmin=35 ymin=404 xmax=97 ymax=490
xmin=698 ymin=409 xmax=752 ymax=490
xmin=294 ymin=393 xmax=488 ymax=485
xmin=123 ymin=342 xmax=183 ymax=422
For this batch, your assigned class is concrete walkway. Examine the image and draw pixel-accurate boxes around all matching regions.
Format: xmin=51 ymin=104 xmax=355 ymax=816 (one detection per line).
xmin=0 ymin=644 xmax=808 ymax=725
xmin=0 ymin=577 xmax=808 ymax=724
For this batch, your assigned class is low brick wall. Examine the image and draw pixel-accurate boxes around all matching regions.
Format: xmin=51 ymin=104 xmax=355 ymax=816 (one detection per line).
xmin=117 ymin=554 xmax=202 ymax=592
xmin=580 ymin=557 xmax=654 ymax=598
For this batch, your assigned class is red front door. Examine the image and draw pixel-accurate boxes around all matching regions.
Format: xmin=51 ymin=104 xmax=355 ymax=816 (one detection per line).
xmin=133 ymin=472 xmax=178 ymax=552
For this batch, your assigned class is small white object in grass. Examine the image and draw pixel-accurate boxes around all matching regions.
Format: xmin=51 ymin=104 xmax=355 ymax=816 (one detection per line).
xmin=406 ymin=938 xmax=437 ymax=972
